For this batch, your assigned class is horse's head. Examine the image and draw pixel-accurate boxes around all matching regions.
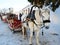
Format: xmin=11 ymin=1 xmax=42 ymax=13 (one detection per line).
xmin=41 ymin=8 xmax=50 ymax=29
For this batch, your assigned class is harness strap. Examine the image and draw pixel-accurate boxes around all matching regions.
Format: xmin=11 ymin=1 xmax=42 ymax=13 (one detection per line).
xmin=30 ymin=5 xmax=40 ymax=26
xmin=31 ymin=20 xmax=37 ymax=26
xmin=43 ymin=20 xmax=50 ymax=23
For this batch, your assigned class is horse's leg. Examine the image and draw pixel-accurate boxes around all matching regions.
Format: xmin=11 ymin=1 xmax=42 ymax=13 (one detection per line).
xmin=36 ymin=30 xmax=40 ymax=45
xmin=22 ymin=25 xmax=25 ymax=39
xmin=28 ymin=21 xmax=34 ymax=45
xmin=24 ymin=27 xmax=27 ymax=37
xmin=29 ymin=28 xmax=33 ymax=45
xmin=22 ymin=23 xmax=27 ymax=39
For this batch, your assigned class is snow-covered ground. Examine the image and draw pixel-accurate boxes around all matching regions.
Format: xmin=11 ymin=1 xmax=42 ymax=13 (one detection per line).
xmin=0 ymin=19 xmax=29 ymax=45
xmin=0 ymin=10 xmax=60 ymax=45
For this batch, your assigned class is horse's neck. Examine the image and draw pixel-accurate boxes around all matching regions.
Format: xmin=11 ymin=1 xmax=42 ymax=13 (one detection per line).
xmin=35 ymin=10 xmax=42 ymax=24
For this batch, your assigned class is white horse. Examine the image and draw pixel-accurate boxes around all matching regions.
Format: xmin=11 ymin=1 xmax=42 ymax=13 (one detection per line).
xmin=27 ymin=6 xmax=50 ymax=45
xmin=21 ymin=6 xmax=50 ymax=45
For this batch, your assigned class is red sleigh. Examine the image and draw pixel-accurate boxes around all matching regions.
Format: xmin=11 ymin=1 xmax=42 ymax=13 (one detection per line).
xmin=8 ymin=14 xmax=22 ymax=32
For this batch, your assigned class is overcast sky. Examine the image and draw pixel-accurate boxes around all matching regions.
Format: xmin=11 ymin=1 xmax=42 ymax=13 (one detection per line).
xmin=0 ymin=0 xmax=30 ymax=12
